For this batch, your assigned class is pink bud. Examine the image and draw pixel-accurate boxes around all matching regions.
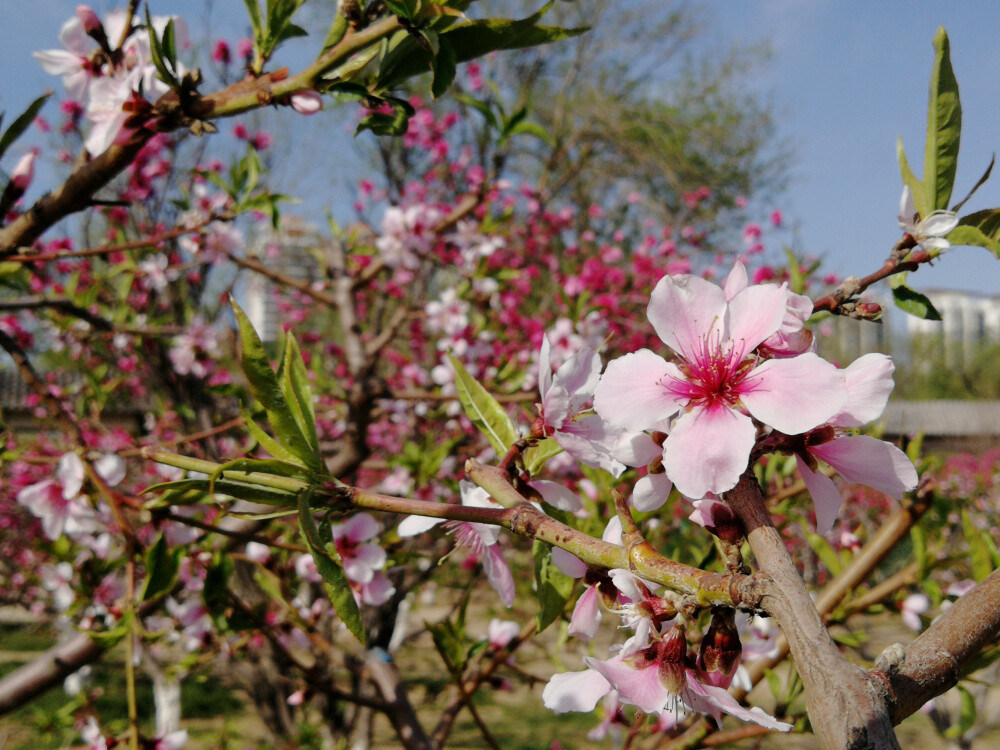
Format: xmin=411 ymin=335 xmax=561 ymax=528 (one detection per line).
xmin=11 ymin=151 xmax=36 ymax=190
xmin=290 ymin=91 xmax=323 ymax=115
xmin=76 ymin=5 xmax=102 ymax=33
xmin=211 ymin=40 xmax=231 ymax=64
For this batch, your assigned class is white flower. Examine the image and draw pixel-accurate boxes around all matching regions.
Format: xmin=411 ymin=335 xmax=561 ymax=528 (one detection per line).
xmin=897 ymin=186 xmax=959 ymax=252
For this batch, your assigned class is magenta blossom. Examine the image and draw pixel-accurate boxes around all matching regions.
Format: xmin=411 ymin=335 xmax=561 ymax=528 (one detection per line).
xmin=595 ymin=267 xmax=846 ymax=498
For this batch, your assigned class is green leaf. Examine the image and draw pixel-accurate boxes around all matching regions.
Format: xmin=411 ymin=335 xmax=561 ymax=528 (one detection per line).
xmin=139 ymin=535 xmax=180 ymax=602
xmin=377 ymin=5 xmax=588 ymax=90
xmin=951 ymin=154 xmax=993 ymax=213
xmin=203 ymin=553 xmax=236 ymax=630
xmin=944 ymin=685 xmax=976 ymax=738
xmin=298 ymin=489 xmax=366 ymax=645
xmin=950 ymin=208 xmax=1000 ymax=257
xmin=83 ymin=609 xmax=133 ymax=648
xmin=231 ymin=298 xmax=322 ymax=473
xmin=322 ymin=13 xmax=348 ymax=51
xmin=449 ymin=355 xmax=517 ymax=457
xmin=427 ymin=619 xmax=465 ymax=670
xmin=143 ymin=477 xmax=300 ymax=506
xmin=911 ymin=525 xmax=929 ymax=580
xmin=144 ymin=7 xmax=179 ymax=88
xmin=242 ymin=0 xmax=265 ymax=42
xmin=503 ymin=119 xmax=555 ymax=146
xmin=356 ymin=97 xmax=415 ymax=137
xmin=430 ymin=36 xmax=457 ymax=99
xmin=891 ymin=284 xmax=942 ymax=321
xmin=455 ymin=94 xmax=499 ymax=131
xmin=385 ymin=0 xmax=422 ymax=20
xmin=897 ymin=137 xmax=928 ymax=219
xmin=962 ymin=509 xmax=994 ymax=582
xmin=806 ymin=533 xmax=842 ymax=576
xmin=276 ymin=334 xmax=321 ymax=459
xmin=244 ymin=411 xmax=308 ymax=468
xmin=523 ymin=438 xmax=562 ymax=476
xmin=0 ymin=92 xmax=50 ymax=163
xmin=533 ymin=541 xmax=573 ymax=632
xmin=923 ymin=27 xmax=962 ymax=212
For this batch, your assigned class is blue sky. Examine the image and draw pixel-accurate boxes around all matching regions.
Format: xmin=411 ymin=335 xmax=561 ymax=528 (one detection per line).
xmin=5 ymin=1 xmax=1000 ymax=294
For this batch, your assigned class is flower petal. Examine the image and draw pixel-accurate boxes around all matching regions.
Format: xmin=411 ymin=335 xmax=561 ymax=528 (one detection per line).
xmin=683 ymin=671 xmax=793 ymax=731
xmin=647 ymin=274 xmax=728 ymax=359
xmin=568 ymin=586 xmax=602 ymax=640
xmin=741 ymin=353 xmax=846 ymax=434
xmin=725 ymin=283 xmax=788 ymax=354
xmin=594 ymin=350 xmax=683 ymax=432
xmin=796 ymin=455 xmax=843 ymax=534
xmin=811 ymin=435 xmax=918 ymax=498
xmin=663 ymin=405 xmax=756 ymax=498
xmin=832 ymin=353 xmax=895 ymax=428
xmin=613 ymin=431 xmax=662 ymax=467
xmin=551 ymin=546 xmax=587 ymax=578
xmin=531 ymin=479 xmax=583 ymax=513
xmin=722 ymin=260 xmax=748 ymax=300
xmin=585 ymin=655 xmax=668 ymax=714
xmin=482 ymin=543 xmax=515 ymax=607
xmin=632 ymin=473 xmax=672 ymax=512
xmin=543 ymin=669 xmax=611 ymax=713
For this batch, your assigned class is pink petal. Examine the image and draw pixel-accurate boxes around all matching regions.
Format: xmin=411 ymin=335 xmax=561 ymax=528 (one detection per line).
xmin=568 ymin=586 xmax=602 ymax=640
xmin=336 ymin=512 xmax=379 ymax=543
xmin=740 ymin=353 xmax=846 ymax=434
xmin=551 ymin=546 xmax=587 ymax=578
xmin=613 ymin=432 xmax=662 ymax=467
xmin=796 ymin=455 xmax=843 ymax=534
xmin=483 ymin=543 xmax=515 ymax=607
xmin=343 ymin=543 xmax=386 ymax=584
xmin=543 ymin=669 xmax=611 ymax=713
xmin=662 ymin=405 xmax=756 ymax=499
xmin=584 ymin=655 xmax=668 ymax=714
xmin=95 ymin=454 xmax=126 ymax=487
xmin=360 ymin=572 xmax=395 ymax=606
xmin=555 ymin=346 xmax=602 ymax=403
xmin=556 ymin=415 xmax=627 ymax=477
xmin=531 ymin=479 xmax=582 ymax=513
xmin=397 ymin=513 xmax=444 ymax=537
xmin=725 ymin=283 xmax=788 ymax=353
xmin=722 ymin=260 xmax=748 ymax=300
xmin=683 ymin=671 xmax=793 ymax=731
xmin=57 ymin=453 xmax=85 ymax=499
xmin=647 ymin=274 xmax=727 ymax=359
xmin=290 ymin=91 xmax=323 ymax=114
xmin=833 ymin=353 xmax=895 ymax=428
xmin=811 ymin=436 xmax=918 ymax=498
xmin=539 ymin=337 xmax=553 ymax=401
xmin=632 ymin=473 xmax=672 ymax=512
xmin=602 ymin=517 xmax=623 ymax=545
xmin=594 ymin=350 xmax=684 ymax=432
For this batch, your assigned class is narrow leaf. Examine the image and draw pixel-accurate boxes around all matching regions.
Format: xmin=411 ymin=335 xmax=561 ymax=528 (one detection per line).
xmin=897 ymin=137 xmax=928 ymax=219
xmin=533 ymin=541 xmax=573 ymax=632
xmin=277 ymin=334 xmax=320 ymax=457
xmin=431 ymin=37 xmax=457 ymax=99
xmin=298 ymin=489 xmax=366 ymax=644
xmin=231 ymin=298 xmax=321 ymax=472
xmin=923 ymin=27 xmax=962 ymax=211
xmin=449 ymin=355 xmax=517 ymax=456
xmin=140 ymin=535 xmax=180 ymax=602
xmin=951 ymin=154 xmax=994 ymax=213
xmin=891 ymin=284 xmax=942 ymax=321
xmin=962 ymin=509 xmax=993 ymax=582
xmin=523 ymin=438 xmax=562 ymax=476
xmin=806 ymin=532 xmax=842 ymax=576
xmin=0 ymin=93 xmax=50 ymax=162
xmin=951 ymin=208 xmax=1000 ymax=257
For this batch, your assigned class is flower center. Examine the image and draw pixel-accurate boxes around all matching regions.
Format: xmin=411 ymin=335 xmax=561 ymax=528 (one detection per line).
xmin=666 ymin=331 xmax=754 ymax=408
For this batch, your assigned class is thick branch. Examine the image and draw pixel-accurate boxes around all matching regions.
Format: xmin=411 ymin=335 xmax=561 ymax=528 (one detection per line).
xmin=725 ymin=472 xmax=900 ymax=750
xmin=880 ymin=567 xmax=1000 ymax=724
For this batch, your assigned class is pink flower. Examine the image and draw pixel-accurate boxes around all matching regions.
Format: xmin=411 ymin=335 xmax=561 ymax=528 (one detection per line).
xmin=211 ymin=40 xmax=231 ymax=64
xmin=538 ymin=336 xmax=626 ymax=477
xmin=487 ymin=619 xmax=520 ymax=648
xmin=33 ymin=15 xmax=96 ymax=101
xmin=17 ymin=452 xmax=123 ymax=540
xmin=397 ymin=481 xmax=514 ymax=606
xmin=10 ymin=151 xmax=37 ymax=191
xmin=331 ymin=513 xmax=388 ymax=586
xmin=794 ymin=354 xmax=918 ymax=533
xmin=901 ymin=593 xmax=930 ymax=631
xmin=595 ymin=267 xmax=846 ymax=498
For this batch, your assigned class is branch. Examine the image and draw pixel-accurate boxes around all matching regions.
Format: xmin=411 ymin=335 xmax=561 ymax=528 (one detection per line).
xmin=812 ymin=247 xmax=931 ymax=315
xmin=879 ymin=567 xmax=1000 ymax=724
xmin=724 ymin=471 xmax=900 ymax=750
xmin=0 ymin=296 xmax=114 ymax=331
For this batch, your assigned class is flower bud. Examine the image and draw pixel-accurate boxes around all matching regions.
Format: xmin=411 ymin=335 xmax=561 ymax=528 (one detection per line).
xmin=697 ymin=608 xmax=742 ymax=688
xmin=76 ymin=5 xmax=102 ymax=33
xmin=689 ymin=496 xmax=743 ymax=544
xmin=10 ymin=151 xmax=36 ymax=191
xmin=656 ymin=626 xmax=688 ymax=696
xmin=856 ymin=301 xmax=883 ymax=321
xmin=290 ymin=91 xmax=323 ymax=115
